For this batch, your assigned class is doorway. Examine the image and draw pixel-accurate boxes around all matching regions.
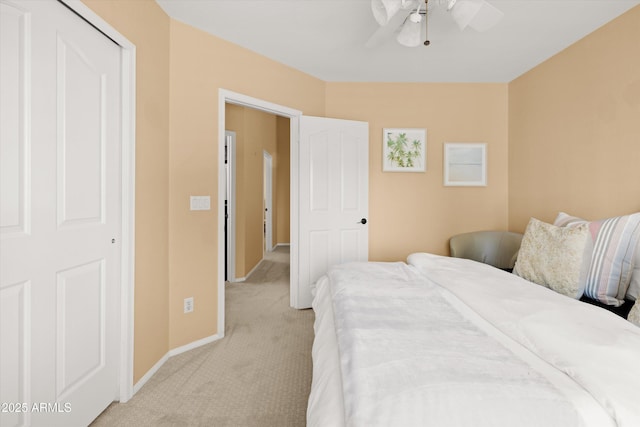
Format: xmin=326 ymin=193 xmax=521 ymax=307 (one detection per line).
xmin=217 ymin=92 xmax=370 ymax=333
xmin=223 ymin=104 xmax=287 ymax=282
xmin=217 ymin=91 xmax=302 ymax=337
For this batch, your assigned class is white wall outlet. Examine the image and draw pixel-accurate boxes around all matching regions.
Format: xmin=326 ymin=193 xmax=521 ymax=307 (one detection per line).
xmin=184 ymin=297 xmax=194 ymax=313
xmin=190 ymin=196 xmax=211 ymax=211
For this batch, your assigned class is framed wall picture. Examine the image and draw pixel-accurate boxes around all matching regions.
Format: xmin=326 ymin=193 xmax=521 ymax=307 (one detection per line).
xmin=444 ymin=143 xmax=487 ymax=186
xmin=383 ymin=128 xmax=426 ymax=172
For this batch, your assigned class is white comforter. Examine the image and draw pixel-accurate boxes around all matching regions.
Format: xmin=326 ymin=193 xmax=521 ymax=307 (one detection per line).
xmin=307 ymin=254 xmax=640 ymax=427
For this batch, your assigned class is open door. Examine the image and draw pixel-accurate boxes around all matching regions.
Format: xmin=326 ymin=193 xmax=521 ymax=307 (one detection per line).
xmin=263 ymin=150 xmax=273 ymax=252
xmin=296 ymin=116 xmax=369 ymax=308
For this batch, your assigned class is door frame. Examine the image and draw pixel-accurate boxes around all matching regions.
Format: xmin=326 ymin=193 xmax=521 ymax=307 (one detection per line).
xmin=263 ymin=150 xmax=273 ymax=253
xmin=224 ymin=131 xmax=237 ymax=282
xmin=218 ymin=90 xmax=302 ymax=337
xmin=62 ymin=0 xmax=136 ymax=403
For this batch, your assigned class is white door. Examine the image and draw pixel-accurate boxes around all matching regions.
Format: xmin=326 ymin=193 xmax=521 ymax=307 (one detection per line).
xmin=0 ymin=1 xmax=121 ymax=426
xmin=263 ymin=151 xmax=273 ymax=252
xmin=298 ymin=116 xmax=369 ymax=308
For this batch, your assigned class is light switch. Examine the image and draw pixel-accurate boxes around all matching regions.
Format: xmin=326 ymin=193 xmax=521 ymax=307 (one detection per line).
xmin=190 ymin=196 xmax=211 ymax=211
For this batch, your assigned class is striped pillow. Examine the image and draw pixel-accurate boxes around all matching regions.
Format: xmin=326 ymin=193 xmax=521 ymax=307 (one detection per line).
xmin=627 ymin=244 xmax=640 ymax=301
xmin=629 ymin=300 xmax=640 ymax=327
xmin=554 ymin=212 xmax=640 ymax=306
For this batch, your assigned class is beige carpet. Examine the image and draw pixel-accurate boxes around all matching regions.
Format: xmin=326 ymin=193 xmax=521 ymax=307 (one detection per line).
xmin=92 ymin=246 xmax=315 ymax=426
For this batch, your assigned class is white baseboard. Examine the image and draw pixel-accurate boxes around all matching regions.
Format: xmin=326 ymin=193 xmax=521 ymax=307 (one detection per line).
xmin=230 ymin=257 xmax=265 ymax=282
xmin=132 ymin=332 xmax=223 ymax=394
xmin=133 ymin=352 xmax=168 ymax=394
xmin=227 ymin=246 xmax=288 ymax=283
xmin=168 ymin=333 xmax=222 ymax=357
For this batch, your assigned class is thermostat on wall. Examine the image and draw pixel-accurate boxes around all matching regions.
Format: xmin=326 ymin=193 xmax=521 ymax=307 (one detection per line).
xmin=190 ymin=196 xmax=211 ymax=211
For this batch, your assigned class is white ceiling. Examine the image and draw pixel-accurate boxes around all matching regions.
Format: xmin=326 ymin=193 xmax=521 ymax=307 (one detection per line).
xmin=156 ymin=0 xmax=640 ymax=83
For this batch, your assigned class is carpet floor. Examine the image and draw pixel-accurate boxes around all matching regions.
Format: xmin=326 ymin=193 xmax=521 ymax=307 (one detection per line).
xmin=92 ymin=246 xmax=315 ymax=426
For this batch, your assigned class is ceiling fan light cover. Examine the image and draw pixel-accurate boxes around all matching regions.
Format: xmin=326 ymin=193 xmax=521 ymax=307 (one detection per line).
xmin=396 ymin=16 xmax=422 ymax=47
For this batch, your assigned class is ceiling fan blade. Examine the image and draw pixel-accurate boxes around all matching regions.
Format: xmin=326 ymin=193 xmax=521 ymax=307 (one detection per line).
xmin=450 ymin=0 xmax=503 ymax=32
xmin=365 ymin=6 xmax=413 ymax=48
xmin=468 ymin=0 xmax=503 ymax=32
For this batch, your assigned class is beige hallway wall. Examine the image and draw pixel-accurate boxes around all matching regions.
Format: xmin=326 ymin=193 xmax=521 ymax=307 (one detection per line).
xmin=244 ymin=108 xmax=277 ymax=275
xmin=326 ymin=83 xmax=509 ymax=260
xmin=225 ymin=104 xmax=281 ymax=278
xmin=82 ymin=0 xmax=170 ymax=384
xmin=509 ymin=6 xmax=640 ymax=231
xmin=276 ymin=116 xmax=291 ymax=245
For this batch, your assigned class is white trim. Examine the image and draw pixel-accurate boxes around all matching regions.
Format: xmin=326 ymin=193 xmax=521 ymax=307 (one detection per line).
xmin=225 ymin=131 xmax=237 ymax=282
xmin=61 ymin=0 xmax=136 ymax=403
xmin=228 ymin=256 xmax=266 ymax=283
xmin=133 ymin=333 xmax=222 ymax=394
xmin=289 ymin=117 xmax=300 ymax=308
xmin=168 ymin=333 xmax=223 ymax=357
xmin=132 ymin=353 xmax=167 ymax=395
xmin=275 ymin=243 xmax=291 ymax=247
xmin=218 ymin=89 xmax=303 ymax=338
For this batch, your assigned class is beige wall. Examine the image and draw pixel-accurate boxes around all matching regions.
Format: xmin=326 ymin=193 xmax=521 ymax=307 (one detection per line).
xmin=82 ymin=0 xmax=170 ymax=384
xmin=326 ymin=83 xmax=509 ymax=260
xmin=168 ymin=20 xmax=325 ymax=350
xmin=276 ymin=116 xmax=291 ymax=244
xmin=508 ymin=6 xmax=640 ymax=231
xmin=244 ymin=108 xmax=277 ymax=275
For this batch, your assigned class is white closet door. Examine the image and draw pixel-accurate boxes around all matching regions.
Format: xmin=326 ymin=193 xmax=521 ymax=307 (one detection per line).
xmin=0 ymin=1 xmax=121 ymax=426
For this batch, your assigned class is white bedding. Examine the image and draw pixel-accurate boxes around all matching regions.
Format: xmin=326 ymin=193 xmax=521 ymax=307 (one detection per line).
xmin=307 ymin=254 xmax=640 ymax=427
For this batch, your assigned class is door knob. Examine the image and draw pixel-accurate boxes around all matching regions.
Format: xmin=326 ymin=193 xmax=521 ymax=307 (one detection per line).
xmin=359 ymin=218 xmax=367 ymax=225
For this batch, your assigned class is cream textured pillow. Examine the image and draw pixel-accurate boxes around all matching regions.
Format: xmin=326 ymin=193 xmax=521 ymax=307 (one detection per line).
xmin=514 ymin=218 xmax=590 ymax=299
xmin=628 ymin=300 xmax=640 ymax=327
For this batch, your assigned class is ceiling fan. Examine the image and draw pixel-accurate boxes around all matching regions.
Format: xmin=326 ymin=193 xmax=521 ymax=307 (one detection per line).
xmin=366 ymin=0 xmax=504 ymax=48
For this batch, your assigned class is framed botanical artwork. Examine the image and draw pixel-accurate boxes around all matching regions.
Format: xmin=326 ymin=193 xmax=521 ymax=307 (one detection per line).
xmin=444 ymin=142 xmax=487 ymax=186
xmin=382 ymin=128 xmax=426 ymax=172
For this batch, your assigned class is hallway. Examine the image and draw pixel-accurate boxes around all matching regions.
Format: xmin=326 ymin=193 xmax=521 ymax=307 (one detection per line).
xmin=92 ymin=246 xmax=314 ymax=426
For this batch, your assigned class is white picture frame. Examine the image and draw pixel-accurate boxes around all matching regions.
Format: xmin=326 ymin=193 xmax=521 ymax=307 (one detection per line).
xmin=444 ymin=142 xmax=487 ymax=186
xmin=383 ymin=128 xmax=426 ymax=172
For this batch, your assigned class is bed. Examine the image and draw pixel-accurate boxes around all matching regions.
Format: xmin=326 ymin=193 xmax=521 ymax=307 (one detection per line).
xmin=307 ymin=213 xmax=640 ymax=427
